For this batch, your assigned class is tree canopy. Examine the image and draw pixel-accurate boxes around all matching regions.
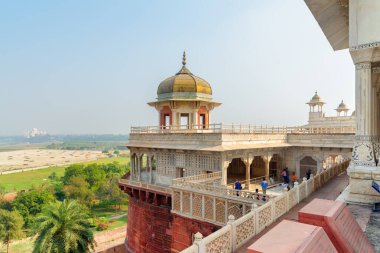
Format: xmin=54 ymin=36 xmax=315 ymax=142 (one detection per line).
xmin=0 ymin=210 xmax=24 ymax=253
xmin=33 ymin=200 xmax=95 ymax=253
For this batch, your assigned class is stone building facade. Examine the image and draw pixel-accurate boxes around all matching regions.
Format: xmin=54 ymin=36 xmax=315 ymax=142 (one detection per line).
xmin=119 ymin=53 xmax=355 ymax=253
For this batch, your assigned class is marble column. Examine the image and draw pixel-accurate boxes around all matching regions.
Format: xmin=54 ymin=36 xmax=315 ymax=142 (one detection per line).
xmin=192 ymin=110 xmax=198 ymax=129
xmin=351 ymin=62 xmax=378 ymax=167
xmin=130 ymin=154 xmax=135 ymax=179
xmin=137 ymin=155 xmax=141 ymax=181
xmin=347 ymin=60 xmax=380 ymax=204
xmin=263 ymin=155 xmax=272 ymax=181
xmin=244 ymin=159 xmax=251 ymax=190
xmin=221 ymin=160 xmax=230 ymax=186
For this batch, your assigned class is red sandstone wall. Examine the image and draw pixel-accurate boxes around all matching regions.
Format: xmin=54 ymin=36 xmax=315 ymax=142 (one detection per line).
xmin=171 ymin=214 xmax=220 ymax=252
xmin=127 ymin=196 xmax=172 ymax=253
xmin=125 ymin=194 xmax=220 ymax=253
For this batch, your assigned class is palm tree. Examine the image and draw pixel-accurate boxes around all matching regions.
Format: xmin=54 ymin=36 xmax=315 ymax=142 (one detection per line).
xmin=33 ymin=200 xmax=95 ymax=253
xmin=0 ymin=210 xmax=24 ymax=253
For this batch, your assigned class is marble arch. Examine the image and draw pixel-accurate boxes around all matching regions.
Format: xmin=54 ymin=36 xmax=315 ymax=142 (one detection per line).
xmin=295 ymin=154 xmax=322 ymax=178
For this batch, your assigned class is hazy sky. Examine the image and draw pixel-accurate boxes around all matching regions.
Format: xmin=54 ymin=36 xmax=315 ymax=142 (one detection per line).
xmin=0 ymin=1 xmax=355 ymax=135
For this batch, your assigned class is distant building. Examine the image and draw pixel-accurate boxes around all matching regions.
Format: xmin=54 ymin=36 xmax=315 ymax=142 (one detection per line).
xmin=25 ymin=128 xmax=48 ymax=138
xmin=305 ymin=91 xmax=355 ymax=128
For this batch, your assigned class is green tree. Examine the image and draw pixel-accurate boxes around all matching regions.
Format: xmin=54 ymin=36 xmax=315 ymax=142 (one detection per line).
xmin=83 ymin=164 xmax=106 ymax=190
xmin=62 ymin=164 xmax=85 ymax=184
xmin=102 ymin=162 xmax=126 ymax=176
xmin=33 ymin=200 xmax=95 ymax=253
xmin=48 ymin=172 xmax=57 ymax=182
xmin=0 ymin=185 xmax=5 ymax=200
xmin=63 ymin=176 xmax=94 ymax=206
xmin=113 ymin=150 xmax=120 ymax=155
xmin=0 ymin=210 xmax=24 ymax=253
xmin=97 ymin=175 xmax=128 ymax=209
xmin=13 ymin=189 xmax=55 ymax=228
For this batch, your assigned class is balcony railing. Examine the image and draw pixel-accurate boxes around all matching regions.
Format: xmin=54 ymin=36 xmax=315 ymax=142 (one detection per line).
xmin=119 ymin=178 xmax=172 ymax=195
xmin=180 ymin=159 xmax=351 ymax=253
xmin=130 ymin=123 xmax=355 ymax=135
xmin=172 ymin=171 xmax=272 ymax=204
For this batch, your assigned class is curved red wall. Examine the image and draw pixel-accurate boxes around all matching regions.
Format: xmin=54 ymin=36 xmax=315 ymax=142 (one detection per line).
xmin=126 ymin=196 xmax=172 ymax=253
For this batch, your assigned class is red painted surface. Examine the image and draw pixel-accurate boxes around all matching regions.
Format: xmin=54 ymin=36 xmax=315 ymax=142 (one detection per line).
xmin=160 ymin=106 xmax=172 ymax=127
xmin=246 ymin=220 xmax=337 ymax=253
xmin=171 ymin=213 xmax=220 ymax=252
xmin=197 ymin=106 xmax=209 ymax=128
xmin=298 ymin=198 xmax=376 ymax=253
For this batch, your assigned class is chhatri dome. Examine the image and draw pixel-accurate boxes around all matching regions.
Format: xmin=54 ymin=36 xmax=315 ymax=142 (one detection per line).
xmin=335 ymin=100 xmax=350 ymax=116
xmin=157 ymin=52 xmax=213 ymax=101
xmin=149 ymin=52 xmax=220 ymax=128
xmin=306 ymin=91 xmax=325 ymax=112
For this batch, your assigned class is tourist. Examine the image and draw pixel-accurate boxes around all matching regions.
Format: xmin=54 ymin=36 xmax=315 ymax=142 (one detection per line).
xmin=291 ymin=172 xmax=297 ymax=188
xmin=281 ymin=169 xmax=287 ymax=183
xmin=234 ymin=180 xmax=242 ymax=196
xmin=285 ymin=167 xmax=290 ymax=183
xmin=306 ymin=169 xmax=312 ymax=180
xmin=260 ymin=178 xmax=268 ymax=199
xmin=255 ymin=188 xmax=260 ymax=200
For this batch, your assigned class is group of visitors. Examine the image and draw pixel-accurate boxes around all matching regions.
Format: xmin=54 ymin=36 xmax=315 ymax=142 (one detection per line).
xmin=233 ymin=168 xmax=313 ymax=202
xmin=281 ymin=167 xmax=298 ymax=188
xmin=234 ymin=177 xmax=269 ymax=201
xmin=281 ymin=167 xmax=312 ymax=189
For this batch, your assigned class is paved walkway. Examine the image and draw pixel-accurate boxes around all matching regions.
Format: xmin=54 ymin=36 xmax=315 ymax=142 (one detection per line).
xmin=236 ymin=172 xmax=350 ymax=252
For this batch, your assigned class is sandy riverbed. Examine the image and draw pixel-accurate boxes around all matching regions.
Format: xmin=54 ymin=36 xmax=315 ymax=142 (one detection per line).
xmin=0 ymin=149 xmax=105 ymax=172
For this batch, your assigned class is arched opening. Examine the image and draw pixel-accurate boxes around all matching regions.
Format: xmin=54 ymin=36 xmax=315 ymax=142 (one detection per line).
xmin=198 ymin=106 xmax=209 ymax=129
xmin=227 ymin=158 xmax=246 ymax=184
xmin=269 ymin=154 xmax=282 ymax=181
xmin=250 ymin=156 xmax=265 ymax=178
xmin=299 ymin=156 xmax=317 ymax=178
xmin=160 ymin=106 xmax=172 ymax=128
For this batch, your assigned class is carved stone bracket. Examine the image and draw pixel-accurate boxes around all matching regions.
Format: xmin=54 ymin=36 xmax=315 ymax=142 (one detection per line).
xmin=352 ymin=135 xmax=380 ymax=166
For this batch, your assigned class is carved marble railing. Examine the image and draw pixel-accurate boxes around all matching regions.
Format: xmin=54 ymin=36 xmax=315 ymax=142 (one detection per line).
xmin=180 ymin=159 xmax=350 ymax=253
xmin=173 ymin=171 xmax=222 ymax=183
xmin=172 ymin=188 xmax=259 ymax=226
xmin=118 ymin=178 xmax=173 ymax=195
xmin=131 ymin=123 xmax=355 ymax=135
xmin=172 ymin=172 xmax=273 ymax=204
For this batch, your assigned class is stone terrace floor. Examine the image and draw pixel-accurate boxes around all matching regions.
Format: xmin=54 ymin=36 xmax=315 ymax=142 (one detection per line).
xmin=236 ymin=172 xmax=380 ymax=252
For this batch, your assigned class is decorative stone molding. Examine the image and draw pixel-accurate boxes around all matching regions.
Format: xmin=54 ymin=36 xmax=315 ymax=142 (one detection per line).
xmin=355 ymin=63 xmax=372 ymax=70
xmin=372 ymin=67 xmax=380 ymax=74
xmin=351 ymin=42 xmax=380 ymax=51
xmin=351 ymin=136 xmax=378 ymax=166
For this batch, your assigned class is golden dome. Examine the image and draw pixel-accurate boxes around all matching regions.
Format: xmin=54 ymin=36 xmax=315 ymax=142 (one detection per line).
xmin=157 ymin=52 xmax=212 ymax=101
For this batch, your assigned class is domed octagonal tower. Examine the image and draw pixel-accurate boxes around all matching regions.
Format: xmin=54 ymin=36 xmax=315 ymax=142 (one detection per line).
xmin=148 ymin=52 xmax=221 ymax=129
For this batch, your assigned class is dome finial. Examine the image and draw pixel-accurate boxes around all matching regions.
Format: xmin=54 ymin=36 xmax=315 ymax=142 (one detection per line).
xmin=182 ymin=51 xmax=186 ymax=66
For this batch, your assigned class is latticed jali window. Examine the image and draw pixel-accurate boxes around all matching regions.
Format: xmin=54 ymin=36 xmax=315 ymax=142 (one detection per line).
xmin=228 ymin=202 xmax=243 ymax=220
xmin=204 ymin=196 xmax=214 ymax=221
xmin=192 ymin=193 xmax=203 ymax=218
xmin=156 ymin=151 xmax=222 ymax=177
xmin=173 ymin=191 xmax=181 ymax=212
xmin=182 ymin=192 xmax=191 ymax=214
xmin=215 ymin=199 xmax=226 ymax=223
